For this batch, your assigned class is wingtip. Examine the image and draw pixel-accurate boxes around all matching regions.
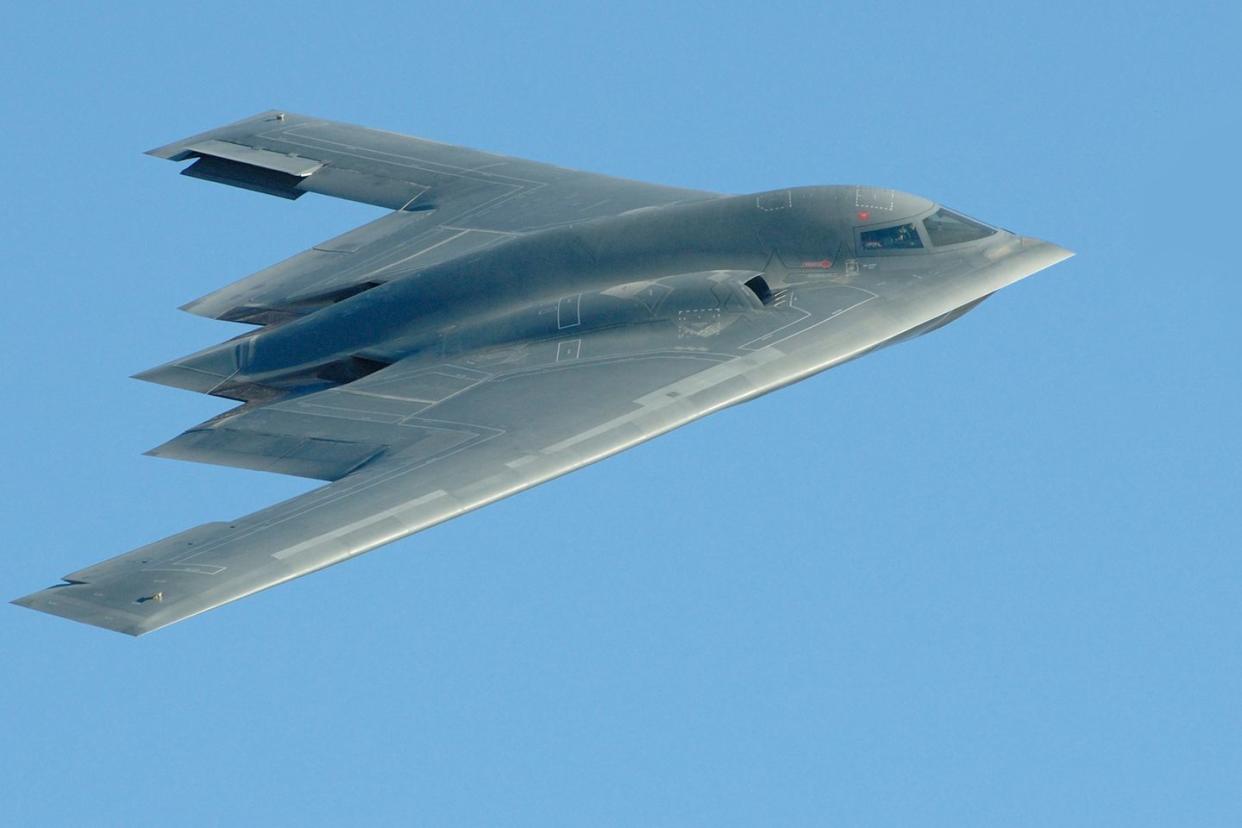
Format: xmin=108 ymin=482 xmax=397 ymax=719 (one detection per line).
xmin=144 ymin=109 xmax=297 ymax=159
xmin=12 ymin=584 xmax=151 ymax=637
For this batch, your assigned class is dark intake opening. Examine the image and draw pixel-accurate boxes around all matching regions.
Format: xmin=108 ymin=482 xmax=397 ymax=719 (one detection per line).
xmin=315 ymin=355 xmax=393 ymax=385
xmin=744 ymin=275 xmax=775 ymax=306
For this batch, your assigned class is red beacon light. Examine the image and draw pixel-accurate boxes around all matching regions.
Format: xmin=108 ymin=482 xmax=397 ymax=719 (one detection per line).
xmin=857 ymin=210 xmax=871 ymax=221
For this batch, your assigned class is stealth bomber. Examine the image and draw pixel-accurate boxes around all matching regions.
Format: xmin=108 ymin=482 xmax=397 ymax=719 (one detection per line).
xmin=13 ymin=111 xmax=1072 ymax=635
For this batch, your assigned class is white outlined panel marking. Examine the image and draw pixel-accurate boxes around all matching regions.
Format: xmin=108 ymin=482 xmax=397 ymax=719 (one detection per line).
xmin=557 ymin=293 xmax=581 ymax=329
xmin=855 ymin=186 xmax=895 ymax=211
xmin=756 ymin=190 xmax=793 ymax=212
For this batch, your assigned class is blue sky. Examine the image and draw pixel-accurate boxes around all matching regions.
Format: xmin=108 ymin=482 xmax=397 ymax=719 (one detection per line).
xmin=2 ymin=2 xmax=1238 ymax=825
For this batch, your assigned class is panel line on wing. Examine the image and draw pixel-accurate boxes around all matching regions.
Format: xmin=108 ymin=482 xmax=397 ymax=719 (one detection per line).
xmin=272 ymin=489 xmax=450 ymax=560
xmin=540 ymin=349 xmax=783 ymax=455
xmin=274 ymin=126 xmax=551 ymax=185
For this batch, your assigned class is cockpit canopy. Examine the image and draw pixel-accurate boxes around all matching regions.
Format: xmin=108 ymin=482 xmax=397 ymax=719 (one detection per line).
xmin=859 ymin=207 xmax=996 ymax=254
xmin=922 ymin=208 xmax=995 ymax=246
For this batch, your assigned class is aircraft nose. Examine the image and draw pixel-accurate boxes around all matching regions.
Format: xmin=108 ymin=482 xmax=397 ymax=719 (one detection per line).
xmin=1018 ymin=236 xmax=1075 ymax=264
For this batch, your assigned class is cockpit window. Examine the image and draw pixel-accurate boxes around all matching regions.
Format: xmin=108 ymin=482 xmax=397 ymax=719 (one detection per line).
xmin=922 ymin=208 xmax=995 ymax=246
xmin=860 ymin=223 xmax=923 ymax=251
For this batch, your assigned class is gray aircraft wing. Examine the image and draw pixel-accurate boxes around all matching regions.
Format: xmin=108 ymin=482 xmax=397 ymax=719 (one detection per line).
xmin=13 ymin=239 xmax=1068 ymax=635
xmin=147 ymin=111 xmax=714 ymax=324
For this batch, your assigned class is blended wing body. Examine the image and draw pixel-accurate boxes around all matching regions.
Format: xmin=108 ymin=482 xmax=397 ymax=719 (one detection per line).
xmin=14 ymin=112 xmax=1072 ymax=635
